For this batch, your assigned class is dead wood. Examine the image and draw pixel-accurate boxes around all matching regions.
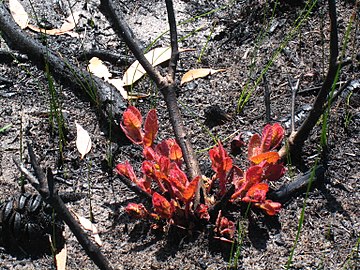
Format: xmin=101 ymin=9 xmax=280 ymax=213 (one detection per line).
xmin=268 ymin=165 xmax=325 ymax=204
xmin=0 ymin=3 xmax=126 ymax=128
xmin=279 ymin=0 xmax=340 ymax=159
xmin=13 ymin=144 xmax=115 ymax=270
xmin=99 ymin=0 xmax=202 ymax=183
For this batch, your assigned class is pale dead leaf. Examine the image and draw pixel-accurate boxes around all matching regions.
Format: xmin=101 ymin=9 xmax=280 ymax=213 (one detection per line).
xmin=55 ymin=243 xmax=67 ymax=270
xmin=27 ymin=24 xmax=62 ymax=35
xmin=180 ymin=68 xmax=226 ymax=85
xmin=108 ymin=78 xmax=128 ymax=99
xmin=27 ymin=11 xmax=81 ymax=36
xmin=75 ymin=122 xmax=92 ymax=159
xmin=9 ymin=0 xmax=29 ymax=29
xmin=59 ymin=11 xmax=81 ymax=33
xmin=108 ymin=78 xmax=149 ymax=100
xmin=72 ymin=211 xmax=103 ymax=246
xmin=87 ymin=57 xmax=112 ymax=81
xmin=122 ymin=47 xmax=191 ymax=86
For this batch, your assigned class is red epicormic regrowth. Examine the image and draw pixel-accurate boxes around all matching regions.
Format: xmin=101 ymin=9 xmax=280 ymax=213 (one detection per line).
xmin=116 ymin=106 xmax=285 ymax=238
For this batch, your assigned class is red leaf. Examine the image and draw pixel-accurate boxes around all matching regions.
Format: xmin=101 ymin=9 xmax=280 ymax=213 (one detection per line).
xmin=209 ymin=141 xmax=233 ymax=195
xmin=231 ymin=165 xmax=263 ymax=201
xmin=169 ymin=163 xmax=188 ymax=188
xmin=121 ymin=106 xmax=143 ymax=144
xmin=155 ymin=139 xmax=183 ymax=162
xmin=182 ymin=176 xmax=200 ymax=203
xmin=155 ymin=156 xmax=170 ymax=180
xmin=263 ymin=163 xmax=286 ymax=181
xmin=141 ymin=160 xmax=154 ymax=177
xmin=230 ymin=165 xmax=244 ymax=190
xmin=196 ymin=204 xmax=210 ymax=221
xmin=242 ymin=182 xmax=269 ymax=203
xmin=125 ymin=203 xmax=149 ymax=219
xmin=115 ymin=161 xmax=137 ymax=183
xmin=248 ymin=133 xmax=261 ymax=160
xmin=260 ymin=123 xmax=284 ymax=152
xmin=215 ymin=210 xmax=235 ymax=239
xmin=143 ymin=146 xmax=159 ymax=161
xmin=249 ymin=151 xmax=280 ymax=165
xmin=142 ymin=161 xmax=167 ymax=192
xmin=152 ymin=192 xmax=174 ymax=219
xmin=244 ymin=165 xmax=263 ymax=187
xmin=143 ymin=109 xmax=158 ymax=147
xmin=230 ymin=133 xmax=245 ymax=155
xmin=258 ymin=200 xmax=282 ymax=215
xmin=169 ymin=141 xmax=183 ymax=163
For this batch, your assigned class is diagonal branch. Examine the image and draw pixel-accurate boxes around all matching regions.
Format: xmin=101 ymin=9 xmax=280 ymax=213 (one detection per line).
xmin=99 ymin=0 xmax=165 ymax=87
xmin=13 ymin=144 xmax=114 ymax=270
xmin=279 ymin=0 xmax=340 ymax=158
xmin=100 ymin=0 xmax=202 ymax=182
xmin=165 ymin=0 xmax=179 ymax=81
xmin=0 ymin=3 xmax=126 ymax=125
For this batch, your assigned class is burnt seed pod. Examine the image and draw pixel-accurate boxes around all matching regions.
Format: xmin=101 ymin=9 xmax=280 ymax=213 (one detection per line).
xmin=0 ymin=193 xmax=64 ymax=257
xmin=28 ymin=194 xmax=43 ymax=213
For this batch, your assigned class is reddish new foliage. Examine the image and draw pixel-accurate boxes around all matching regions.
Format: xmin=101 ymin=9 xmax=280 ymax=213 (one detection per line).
xmin=116 ymin=107 xmax=286 ymax=242
xmin=125 ymin=203 xmax=149 ymax=219
xmin=116 ymin=107 xmax=204 ymax=223
xmin=120 ymin=106 xmax=143 ymax=144
xmin=152 ymin=192 xmax=175 ymax=219
xmin=209 ymin=141 xmax=233 ymax=195
xmin=248 ymin=123 xmax=284 ymax=160
xmin=214 ymin=210 xmax=236 ymax=241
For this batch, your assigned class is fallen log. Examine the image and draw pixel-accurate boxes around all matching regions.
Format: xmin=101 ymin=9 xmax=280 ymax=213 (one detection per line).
xmin=268 ymin=165 xmax=325 ymax=204
xmin=0 ymin=3 xmax=126 ymax=129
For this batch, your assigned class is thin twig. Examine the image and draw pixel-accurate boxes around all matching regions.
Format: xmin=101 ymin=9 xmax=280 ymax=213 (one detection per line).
xmin=263 ymin=74 xmax=271 ymax=123
xmin=116 ymin=175 xmax=152 ymax=203
xmin=287 ymin=75 xmax=301 ymax=133
xmin=99 ymin=0 xmax=164 ymax=87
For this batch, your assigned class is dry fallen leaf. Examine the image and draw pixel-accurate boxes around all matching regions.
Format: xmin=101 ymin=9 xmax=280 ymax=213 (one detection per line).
xmin=87 ymin=57 xmax=112 ymax=81
xmin=75 ymin=122 xmax=92 ymax=159
xmin=59 ymin=11 xmax=81 ymax=33
xmin=72 ymin=211 xmax=103 ymax=246
xmin=122 ymin=47 xmax=190 ymax=86
xmin=55 ymin=243 xmax=67 ymax=270
xmin=27 ymin=11 xmax=81 ymax=36
xmin=180 ymin=68 xmax=226 ymax=85
xmin=9 ymin=0 xmax=29 ymax=29
xmin=108 ymin=78 xmax=128 ymax=99
xmin=108 ymin=78 xmax=149 ymax=100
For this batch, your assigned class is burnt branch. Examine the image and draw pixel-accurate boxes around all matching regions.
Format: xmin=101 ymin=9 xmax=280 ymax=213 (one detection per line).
xmin=13 ymin=144 xmax=114 ymax=270
xmin=0 ymin=2 xmax=126 ymax=126
xmin=117 ymin=175 xmax=152 ymax=203
xmin=279 ymin=0 xmax=340 ymax=158
xmin=100 ymin=0 xmax=202 ymax=182
xmin=99 ymin=0 xmax=165 ymax=87
xmin=165 ymin=0 xmax=179 ymax=81
xmin=268 ymin=165 xmax=325 ymax=203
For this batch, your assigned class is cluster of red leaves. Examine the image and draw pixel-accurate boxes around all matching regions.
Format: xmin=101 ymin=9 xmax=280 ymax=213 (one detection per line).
xmin=208 ymin=123 xmax=285 ymax=216
xmin=116 ymin=106 xmax=202 ymax=222
xmin=116 ymin=107 xmax=285 ymax=239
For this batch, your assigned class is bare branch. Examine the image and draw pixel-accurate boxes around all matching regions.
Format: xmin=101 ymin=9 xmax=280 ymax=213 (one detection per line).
xmin=0 ymin=3 xmax=126 ymax=124
xmin=279 ymin=0 xmax=340 ymax=158
xmin=165 ymin=0 xmax=179 ymax=81
xmin=13 ymin=145 xmax=115 ymax=270
xmin=100 ymin=0 xmax=165 ymax=87
xmin=100 ymin=0 xmax=202 ymax=182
